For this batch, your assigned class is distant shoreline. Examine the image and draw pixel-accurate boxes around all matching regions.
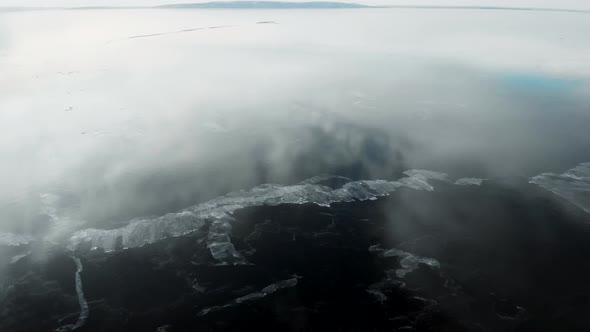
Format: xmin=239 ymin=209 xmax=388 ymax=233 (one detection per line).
xmin=1 ymin=2 xmax=589 ymax=14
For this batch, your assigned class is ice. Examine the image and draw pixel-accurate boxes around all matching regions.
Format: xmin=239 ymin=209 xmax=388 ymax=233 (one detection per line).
xmin=68 ymin=211 xmax=205 ymax=252
xmin=72 ymin=257 xmax=89 ymax=329
xmin=397 ymin=255 xmax=440 ymax=278
xmin=372 ymin=246 xmax=441 ymax=278
xmin=39 ymin=193 xmax=60 ymax=219
xmin=298 ymin=174 xmax=351 ymax=185
xmin=0 ymin=232 xmax=34 ymax=247
xmin=234 ymin=292 xmax=266 ymax=303
xmin=68 ymin=170 xmax=449 ymax=252
xmin=403 ymin=169 xmax=449 ymax=181
xmin=10 ymin=253 xmax=29 ymax=264
xmin=56 ymin=257 xmax=89 ymax=332
xmin=454 ymin=178 xmax=485 ymax=186
xmin=155 ymin=325 xmax=173 ymax=332
xmin=261 ymin=276 xmax=298 ymax=293
xmin=40 ymin=193 xmax=91 ymax=244
xmin=366 ymin=289 xmax=387 ymax=303
xmin=530 ymin=162 xmax=590 ymax=214
xmin=198 ymin=276 xmax=300 ymax=316
xmin=207 ymin=217 xmax=246 ymax=264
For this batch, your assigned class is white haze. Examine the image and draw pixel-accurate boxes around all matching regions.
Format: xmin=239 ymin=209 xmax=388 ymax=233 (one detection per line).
xmin=1 ymin=7 xmax=590 ymax=241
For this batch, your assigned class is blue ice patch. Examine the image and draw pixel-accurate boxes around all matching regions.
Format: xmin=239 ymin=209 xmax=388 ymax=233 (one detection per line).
xmin=498 ymin=73 xmax=579 ymax=93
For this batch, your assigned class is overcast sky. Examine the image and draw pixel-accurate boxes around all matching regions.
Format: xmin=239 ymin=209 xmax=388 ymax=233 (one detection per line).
xmin=1 ymin=0 xmax=588 ymax=10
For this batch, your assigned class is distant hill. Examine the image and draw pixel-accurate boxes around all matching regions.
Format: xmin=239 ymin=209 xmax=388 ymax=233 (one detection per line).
xmin=0 ymin=1 xmax=372 ymax=12
xmin=2 ymin=3 xmax=586 ymax=13
xmin=156 ymin=1 xmax=373 ymax=9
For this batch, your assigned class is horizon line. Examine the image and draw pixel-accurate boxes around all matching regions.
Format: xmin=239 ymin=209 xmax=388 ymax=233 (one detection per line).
xmin=1 ymin=2 xmax=589 ymax=14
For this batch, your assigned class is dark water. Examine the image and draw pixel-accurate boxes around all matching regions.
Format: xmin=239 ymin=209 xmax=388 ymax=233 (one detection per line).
xmin=3 ymin=178 xmax=590 ymax=331
xmin=1 ymin=8 xmax=590 ymax=332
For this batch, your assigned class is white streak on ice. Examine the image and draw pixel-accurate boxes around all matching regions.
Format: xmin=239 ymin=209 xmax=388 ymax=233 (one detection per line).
xmin=56 ymin=257 xmax=89 ymax=332
xmin=10 ymin=253 xmax=29 ymax=264
xmin=198 ymin=276 xmax=300 ymax=316
xmin=72 ymin=257 xmax=89 ymax=330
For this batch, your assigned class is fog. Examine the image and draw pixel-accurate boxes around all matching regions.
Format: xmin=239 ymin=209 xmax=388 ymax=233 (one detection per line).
xmin=1 ymin=8 xmax=590 ymax=243
xmin=2 ymin=8 xmax=590 ymax=331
